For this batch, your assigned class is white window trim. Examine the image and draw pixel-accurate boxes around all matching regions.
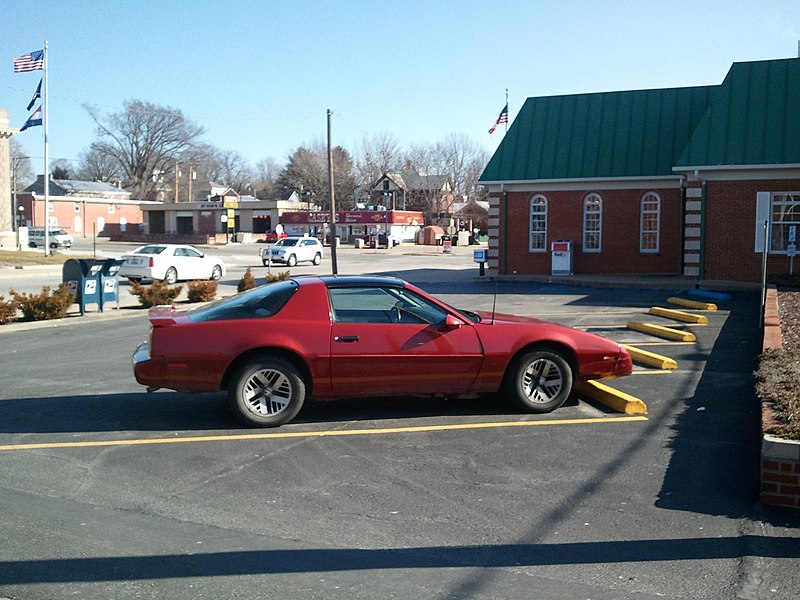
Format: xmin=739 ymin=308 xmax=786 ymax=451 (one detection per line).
xmin=760 ymin=191 xmax=800 ymax=254
xmin=639 ymin=191 xmax=661 ymax=253
xmin=582 ymin=193 xmax=602 ymax=253
xmin=529 ymin=194 xmax=547 ymax=252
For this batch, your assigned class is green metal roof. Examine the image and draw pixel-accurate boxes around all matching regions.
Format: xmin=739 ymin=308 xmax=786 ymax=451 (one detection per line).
xmin=675 ymin=57 xmax=800 ymax=167
xmin=480 ymin=57 xmax=800 ymax=183
xmin=480 ymin=85 xmax=715 ymax=182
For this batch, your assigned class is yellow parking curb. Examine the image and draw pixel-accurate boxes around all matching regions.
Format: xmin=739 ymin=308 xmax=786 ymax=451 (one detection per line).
xmin=627 ymin=321 xmax=697 ymax=342
xmin=667 ymin=296 xmax=717 ymax=311
xmin=623 ymin=344 xmax=678 ymax=369
xmin=575 ymin=380 xmax=648 ymax=414
xmin=648 ymin=306 xmax=708 ymax=324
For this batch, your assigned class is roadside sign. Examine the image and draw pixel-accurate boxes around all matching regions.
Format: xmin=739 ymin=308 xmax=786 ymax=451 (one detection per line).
xmin=789 ymin=225 xmax=797 ymax=243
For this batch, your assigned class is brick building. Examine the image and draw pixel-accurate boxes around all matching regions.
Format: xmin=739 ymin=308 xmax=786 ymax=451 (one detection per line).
xmin=479 ymin=57 xmax=800 ymax=284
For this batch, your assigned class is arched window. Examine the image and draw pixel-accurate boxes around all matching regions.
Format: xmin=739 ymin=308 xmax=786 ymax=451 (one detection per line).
xmin=640 ymin=192 xmax=660 ymax=252
xmin=582 ymin=193 xmax=602 ymax=252
xmin=529 ymin=194 xmax=547 ymax=252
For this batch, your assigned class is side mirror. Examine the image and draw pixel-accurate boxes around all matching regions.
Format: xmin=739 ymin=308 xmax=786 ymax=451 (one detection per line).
xmin=444 ymin=314 xmax=464 ymax=329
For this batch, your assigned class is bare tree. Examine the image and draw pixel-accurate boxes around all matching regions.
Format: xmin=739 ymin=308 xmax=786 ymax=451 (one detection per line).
xmin=277 ymin=143 xmax=357 ymax=211
xmin=9 ymin=138 xmax=34 ymax=191
xmin=253 ymin=156 xmax=282 ymax=199
xmin=206 ymin=148 xmax=254 ymax=193
xmin=85 ymin=100 xmax=205 ymax=200
xmin=76 ymin=142 xmax=124 ymax=183
xmin=434 ymin=133 xmax=490 ymax=200
xmin=354 ymin=132 xmax=404 ymax=190
xmin=50 ymin=159 xmax=73 ymax=180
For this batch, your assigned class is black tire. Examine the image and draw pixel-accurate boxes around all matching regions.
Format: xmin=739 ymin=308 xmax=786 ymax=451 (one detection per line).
xmin=127 ymin=277 xmax=142 ymax=285
xmin=164 ymin=267 xmax=178 ymax=284
xmin=503 ymin=349 xmax=573 ymax=414
xmin=229 ymin=356 xmax=306 ymax=427
xmin=287 ymin=254 xmax=297 ymax=267
xmin=262 ymin=259 xmax=268 ymax=267
xmin=50 ymin=242 xmax=59 ymax=249
xmin=28 ymin=242 xmax=37 ymax=248
xmin=312 ymin=252 xmax=322 ymax=266
xmin=210 ymin=264 xmax=222 ymax=280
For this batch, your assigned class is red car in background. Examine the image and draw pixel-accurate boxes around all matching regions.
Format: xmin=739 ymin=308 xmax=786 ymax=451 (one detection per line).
xmin=133 ymin=276 xmax=633 ymax=427
xmin=263 ymin=231 xmax=288 ymax=243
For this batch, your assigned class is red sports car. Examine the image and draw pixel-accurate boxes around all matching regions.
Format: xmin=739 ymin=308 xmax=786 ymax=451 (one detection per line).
xmin=133 ymin=275 xmax=633 ymax=427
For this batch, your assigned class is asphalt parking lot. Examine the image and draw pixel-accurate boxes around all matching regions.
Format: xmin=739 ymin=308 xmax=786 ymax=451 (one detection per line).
xmin=1 ymin=242 xmax=799 ymax=600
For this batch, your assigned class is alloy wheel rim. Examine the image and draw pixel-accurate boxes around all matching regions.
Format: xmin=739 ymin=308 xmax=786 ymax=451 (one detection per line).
xmin=243 ymin=368 xmax=293 ymax=416
xmin=522 ymin=358 xmax=564 ymax=404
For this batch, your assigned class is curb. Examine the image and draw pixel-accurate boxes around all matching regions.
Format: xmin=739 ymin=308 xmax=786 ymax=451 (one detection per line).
xmin=647 ymin=306 xmax=709 ymax=324
xmin=623 ymin=345 xmax=678 ymax=370
xmin=574 ymin=380 xmax=648 ymax=415
xmin=627 ymin=321 xmax=697 ymax=342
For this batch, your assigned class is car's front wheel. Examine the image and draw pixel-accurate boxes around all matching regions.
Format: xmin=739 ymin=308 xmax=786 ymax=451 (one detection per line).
xmin=287 ymin=254 xmax=297 ymax=267
xmin=164 ymin=267 xmax=178 ymax=284
xmin=503 ymin=348 xmax=573 ymax=413
xmin=210 ymin=265 xmax=222 ymax=280
xmin=312 ymin=252 xmax=322 ymax=266
xmin=229 ymin=357 xmax=306 ymax=427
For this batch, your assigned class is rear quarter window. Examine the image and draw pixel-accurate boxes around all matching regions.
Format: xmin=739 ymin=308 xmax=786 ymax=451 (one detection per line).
xmin=188 ymin=280 xmax=299 ymax=322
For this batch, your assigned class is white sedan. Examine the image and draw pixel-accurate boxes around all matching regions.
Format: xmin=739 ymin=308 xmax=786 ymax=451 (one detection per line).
xmin=119 ymin=244 xmax=225 ymax=284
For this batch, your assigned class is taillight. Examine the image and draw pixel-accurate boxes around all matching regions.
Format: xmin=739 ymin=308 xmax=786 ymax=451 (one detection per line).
xmin=149 ymin=257 xmax=155 ymax=267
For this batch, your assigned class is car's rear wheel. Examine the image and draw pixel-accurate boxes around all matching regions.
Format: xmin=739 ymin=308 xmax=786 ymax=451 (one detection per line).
xmin=229 ymin=357 xmax=306 ymax=427
xmin=210 ymin=264 xmax=222 ymax=280
xmin=164 ymin=267 xmax=178 ymax=284
xmin=287 ymin=254 xmax=297 ymax=267
xmin=312 ymin=252 xmax=322 ymax=265
xmin=503 ymin=349 xmax=573 ymax=413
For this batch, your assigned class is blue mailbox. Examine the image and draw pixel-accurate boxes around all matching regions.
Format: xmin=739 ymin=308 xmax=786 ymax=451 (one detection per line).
xmin=63 ymin=259 xmax=103 ymax=314
xmin=99 ymin=259 xmax=124 ymax=311
xmin=473 ymin=248 xmax=488 ymax=276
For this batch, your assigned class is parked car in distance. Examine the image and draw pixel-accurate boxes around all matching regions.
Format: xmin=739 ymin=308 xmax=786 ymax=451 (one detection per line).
xmin=261 ymin=236 xmax=323 ymax=267
xmin=133 ymin=275 xmax=633 ymax=427
xmin=119 ymin=244 xmax=225 ymax=284
xmin=27 ymin=227 xmax=73 ymax=249
xmin=262 ymin=231 xmax=288 ymax=243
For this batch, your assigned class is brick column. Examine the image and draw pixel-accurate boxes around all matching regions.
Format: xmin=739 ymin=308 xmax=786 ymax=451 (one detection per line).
xmin=0 ymin=109 xmax=18 ymax=236
xmin=682 ymin=185 xmax=703 ymax=277
xmin=486 ymin=193 xmax=501 ymax=275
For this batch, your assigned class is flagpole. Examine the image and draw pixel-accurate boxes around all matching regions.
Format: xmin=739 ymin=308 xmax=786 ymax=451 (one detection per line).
xmin=504 ymin=88 xmax=509 ymax=134
xmin=43 ymin=41 xmax=49 ymax=255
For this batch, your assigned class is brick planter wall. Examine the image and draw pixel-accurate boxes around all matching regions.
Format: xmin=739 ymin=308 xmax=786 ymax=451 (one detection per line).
xmin=760 ymin=286 xmax=800 ymax=509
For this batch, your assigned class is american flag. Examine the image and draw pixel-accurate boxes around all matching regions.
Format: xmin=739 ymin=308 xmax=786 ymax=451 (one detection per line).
xmin=488 ymin=103 xmax=509 ymax=134
xmin=14 ymin=50 xmax=44 ymax=73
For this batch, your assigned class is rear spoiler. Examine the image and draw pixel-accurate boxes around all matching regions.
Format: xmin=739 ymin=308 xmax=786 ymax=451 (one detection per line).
xmin=148 ymin=305 xmax=177 ymax=327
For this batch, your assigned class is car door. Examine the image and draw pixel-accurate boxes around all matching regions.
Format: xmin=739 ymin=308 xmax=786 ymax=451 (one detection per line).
xmin=328 ymin=285 xmax=484 ymax=397
xmin=172 ymin=247 xmax=202 ymax=279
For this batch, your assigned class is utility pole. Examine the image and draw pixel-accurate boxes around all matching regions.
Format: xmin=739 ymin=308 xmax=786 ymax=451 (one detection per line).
xmin=327 ymin=109 xmax=338 ymax=274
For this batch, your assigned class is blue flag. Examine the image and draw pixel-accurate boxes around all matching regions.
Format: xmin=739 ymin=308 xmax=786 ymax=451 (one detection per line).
xmin=20 ymin=106 xmax=42 ymax=131
xmin=27 ymin=79 xmax=42 ymax=111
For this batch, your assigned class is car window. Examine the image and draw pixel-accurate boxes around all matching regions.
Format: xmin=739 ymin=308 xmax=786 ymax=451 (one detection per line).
xmin=329 ymin=286 xmax=448 ymax=325
xmin=278 ymin=239 xmax=299 ymax=247
xmin=184 ymin=248 xmax=202 ymax=258
xmin=188 ymin=280 xmax=299 ymax=322
xmin=134 ymin=245 xmax=166 ymax=255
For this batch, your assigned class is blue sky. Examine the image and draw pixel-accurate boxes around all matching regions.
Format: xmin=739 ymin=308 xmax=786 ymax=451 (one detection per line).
xmin=3 ymin=0 xmax=800 ymax=174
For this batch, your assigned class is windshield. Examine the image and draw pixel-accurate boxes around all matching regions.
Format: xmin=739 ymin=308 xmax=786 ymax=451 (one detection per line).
xmin=275 ymin=238 xmax=299 ymax=247
xmin=188 ymin=280 xmax=299 ymax=322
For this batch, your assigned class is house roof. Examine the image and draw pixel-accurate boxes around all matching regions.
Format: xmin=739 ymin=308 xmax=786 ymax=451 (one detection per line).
xmin=480 ymin=57 xmax=800 ymax=184
xmin=25 ymin=177 xmax=131 ymax=196
xmin=675 ymin=57 xmax=800 ymax=168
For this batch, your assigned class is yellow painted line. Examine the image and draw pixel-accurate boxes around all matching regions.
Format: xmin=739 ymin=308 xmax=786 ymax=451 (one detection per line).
xmin=624 ymin=344 xmax=678 ymax=369
xmin=632 ymin=341 xmax=694 ymax=346
xmin=575 ymin=380 xmax=648 ymax=415
xmin=648 ymin=306 xmax=709 ymax=324
xmin=627 ymin=321 xmax=696 ymax=342
xmin=0 ymin=416 xmax=649 ymax=452
xmin=667 ymin=296 xmax=717 ymax=311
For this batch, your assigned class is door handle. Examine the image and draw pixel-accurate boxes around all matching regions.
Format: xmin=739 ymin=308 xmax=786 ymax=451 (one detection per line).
xmin=334 ymin=335 xmax=359 ymax=343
